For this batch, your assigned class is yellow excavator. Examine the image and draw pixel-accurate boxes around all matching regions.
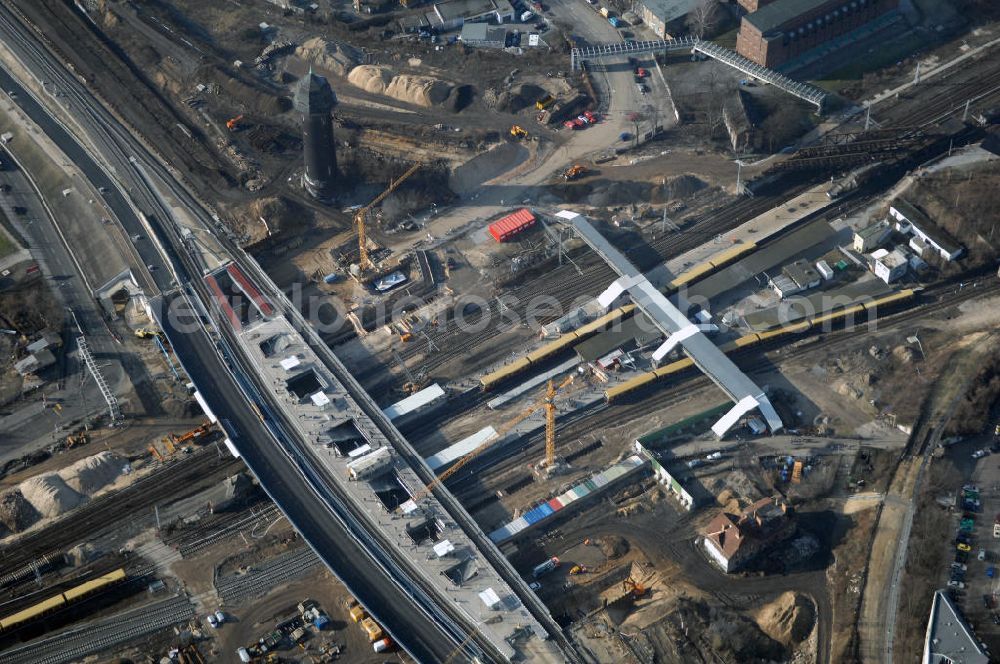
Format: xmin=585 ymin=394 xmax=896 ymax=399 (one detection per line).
xmin=510 ymin=125 xmax=529 ymax=139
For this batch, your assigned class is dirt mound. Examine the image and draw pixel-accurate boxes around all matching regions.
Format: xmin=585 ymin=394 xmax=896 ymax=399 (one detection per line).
xmin=58 ymin=451 xmax=123 ymax=495
xmin=385 ymin=74 xmax=453 ymax=108
xmin=662 ymin=174 xmax=707 ymax=199
xmin=20 ymin=473 xmax=84 ymax=518
xmin=503 ymin=83 xmax=547 ymax=113
xmin=753 ymin=591 xmax=815 ymax=646
xmin=295 ymin=37 xmax=362 ymax=77
xmin=585 ymin=181 xmax=652 ymax=207
xmin=598 ymin=535 xmax=630 ymax=559
xmin=348 ymin=65 xmax=394 ymax=95
xmin=0 ymin=488 xmax=40 ymax=533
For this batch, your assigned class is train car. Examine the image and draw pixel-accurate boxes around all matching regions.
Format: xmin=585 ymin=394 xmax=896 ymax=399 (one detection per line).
xmin=0 ymin=568 xmax=127 ymax=632
xmin=0 ymin=594 xmax=66 ymax=631
xmin=480 ymin=357 xmax=532 ymax=390
xmin=604 ymin=371 xmax=657 ymax=402
xmin=572 ymin=305 xmax=635 ymax=339
xmin=651 ymin=357 xmax=694 ymax=378
xmin=62 ymin=569 xmax=126 ymax=602
xmin=808 ymin=304 xmax=865 ymax=329
xmin=707 ymin=243 xmax=757 ymax=269
xmin=756 ymin=320 xmax=811 ymax=343
xmin=668 ymin=261 xmax=716 ymax=290
xmin=861 ymin=288 xmax=915 ymax=312
xmin=718 ymin=333 xmax=761 ymax=354
xmin=524 ymin=334 xmax=582 ymax=364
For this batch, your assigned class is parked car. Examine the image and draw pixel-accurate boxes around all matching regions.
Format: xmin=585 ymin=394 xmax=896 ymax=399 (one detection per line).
xmin=980 ymin=548 xmax=988 ymax=561
xmin=528 ymin=581 xmax=541 ymax=591
xmin=958 ymin=543 xmax=972 ymax=552
xmin=988 ymin=566 xmax=996 ymax=578
xmin=992 ymin=612 xmax=1000 ymax=625
xmin=973 ymin=449 xmax=988 ymax=459
xmin=948 ymin=580 xmax=966 ymax=589
xmin=952 ymin=562 xmax=968 ymax=571
xmin=957 ymin=550 xmax=970 ymax=563
xmin=994 ymin=523 xmax=1000 ymax=539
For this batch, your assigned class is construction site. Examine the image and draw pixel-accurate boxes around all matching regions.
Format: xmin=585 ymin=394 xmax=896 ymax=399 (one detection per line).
xmin=0 ymin=0 xmax=997 ymax=662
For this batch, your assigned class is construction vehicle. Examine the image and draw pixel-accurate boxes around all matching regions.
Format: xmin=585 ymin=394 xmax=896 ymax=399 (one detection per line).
xmin=535 ymin=95 xmax=555 ymax=110
xmin=226 ymin=114 xmax=244 ymax=131
xmin=569 ymin=565 xmax=588 ymax=575
xmin=510 ymin=125 xmax=529 ymax=139
xmin=134 ymin=327 xmax=159 ymax=339
xmin=354 ymin=162 xmax=421 ymax=272
xmin=404 ymin=374 xmax=575 ymax=507
xmin=563 ymin=164 xmax=586 ymax=181
xmin=360 ymin=617 xmax=383 ymax=642
xmin=346 ymin=598 xmax=366 ymax=623
xmin=622 ymin=576 xmax=647 ymax=599
xmin=168 ymin=421 xmax=215 ymax=447
xmin=392 ymin=350 xmax=427 ymax=395
xmin=148 ymin=445 xmax=164 ymax=462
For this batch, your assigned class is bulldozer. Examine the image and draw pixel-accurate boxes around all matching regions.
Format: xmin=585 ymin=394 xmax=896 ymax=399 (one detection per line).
xmin=510 ymin=125 xmax=529 ymax=139
xmin=563 ymin=164 xmax=586 ymax=181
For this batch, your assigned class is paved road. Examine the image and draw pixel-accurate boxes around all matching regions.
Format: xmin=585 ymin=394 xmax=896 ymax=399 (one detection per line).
xmin=0 ymin=151 xmax=129 ymax=463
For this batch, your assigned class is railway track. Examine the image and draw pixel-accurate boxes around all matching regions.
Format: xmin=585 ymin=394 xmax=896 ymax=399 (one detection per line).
xmin=215 ymin=546 xmax=322 ymax=606
xmin=0 ymin=446 xmax=240 ymax=574
xmin=0 ymin=594 xmax=193 ymax=664
xmin=392 ymin=180 xmax=816 ymax=377
xmin=445 ymin=273 xmax=1000 ymax=496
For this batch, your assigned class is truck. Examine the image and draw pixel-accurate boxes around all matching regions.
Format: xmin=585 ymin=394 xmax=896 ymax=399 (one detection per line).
xmin=361 ymin=617 xmax=384 ymax=642
xmin=599 ymin=6 xmax=609 ymax=17
xmin=373 ymin=638 xmax=393 ymax=653
xmin=532 ymin=556 xmax=560 ymax=578
xmin=521 ymin=10 xmax=534 ymax=21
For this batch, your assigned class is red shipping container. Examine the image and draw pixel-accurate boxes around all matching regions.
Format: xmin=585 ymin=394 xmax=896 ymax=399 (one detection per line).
xmin=488 ymin=209 xmax=536 ymax=243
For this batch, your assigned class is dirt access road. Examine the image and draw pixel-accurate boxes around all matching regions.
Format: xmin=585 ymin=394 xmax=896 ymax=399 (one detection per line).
xmin=858 ymin=334 xmax=998 ymax=663
xmin=384 ymin=0 xmax=669 ymax=254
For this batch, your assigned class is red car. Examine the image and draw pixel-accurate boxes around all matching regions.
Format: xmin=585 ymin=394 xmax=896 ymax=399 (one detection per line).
xmin=563 ymin=120 xmax=576 ymax=129
xmin=583 ymin=110 xmax=598 ymax=123
xmin=636 ymin=67 xmax=648 ymax=78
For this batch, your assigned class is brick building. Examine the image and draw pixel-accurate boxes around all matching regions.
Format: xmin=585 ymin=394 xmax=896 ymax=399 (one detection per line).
xmin=702 ymin=496 xmax=795 ymax=572
xmin=736 ymin=0 xmax=900 ymax=68
xmin=737 ymin=0 xmax=779 ymax=14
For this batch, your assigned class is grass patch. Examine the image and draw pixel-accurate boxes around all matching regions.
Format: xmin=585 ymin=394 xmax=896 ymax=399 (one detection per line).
xmin=815 ymin=31 xmax=926 ymax=86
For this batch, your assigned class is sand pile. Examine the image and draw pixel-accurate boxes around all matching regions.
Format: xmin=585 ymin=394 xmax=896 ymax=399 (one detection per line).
xmin=295 ymin=37 xmax=361 ymax=76
xmin=753 ymin=591 xmax=815 ymax=647
xmin=20 ymin=473 xmax=85 ymax=518
xmin=386 ymin=74 xmax=453 ymax=107
xmin=348 ymin=65 xmax=394 ymax=95
xmin=58 ymin=451 xmax=123 ymax=495
xmin=0 ymin=488 xmax=41 ymax=533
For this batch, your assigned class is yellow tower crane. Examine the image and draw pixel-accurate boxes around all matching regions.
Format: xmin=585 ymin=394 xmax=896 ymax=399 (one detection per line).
xmin=404 ymin=374 xmax=574 ymax=507
xmin=543 ymin=375 xmax=573 ymax=468
xmin=354 ymin=162 xmax=421 ymax=272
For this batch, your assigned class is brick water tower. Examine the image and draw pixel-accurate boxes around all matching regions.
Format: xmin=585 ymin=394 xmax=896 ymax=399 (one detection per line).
xmin=293 ymin=68 xmax=338 ymax=201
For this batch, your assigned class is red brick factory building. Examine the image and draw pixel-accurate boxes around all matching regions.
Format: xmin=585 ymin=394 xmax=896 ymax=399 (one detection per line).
xmin=736 ymin=0 xmax=900 ymax=68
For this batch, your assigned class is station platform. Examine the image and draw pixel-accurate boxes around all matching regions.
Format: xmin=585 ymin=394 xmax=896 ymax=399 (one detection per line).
xmin=648 ymin=183 xmax=835 ymax=290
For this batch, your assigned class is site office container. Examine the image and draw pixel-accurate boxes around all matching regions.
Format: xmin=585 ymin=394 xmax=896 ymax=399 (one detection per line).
xmin=489 ymin=209 xmax=536 ymax=242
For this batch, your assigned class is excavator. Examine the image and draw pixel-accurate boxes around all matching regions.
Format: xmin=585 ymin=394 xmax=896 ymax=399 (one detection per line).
xmin=563 ymin=164 xmax=586 ymax=181
xmin=167 ymin=421 xmax=215 ymax=448
xmin=404 ymin=374 xmax=576 ymax=507
xmin=622 ymin=576 xmax=647 ymax=599
xmin=510 ymin=125 xmax=529 ymax=139
xmin=226 ymin=114 xmax=244 ymax=131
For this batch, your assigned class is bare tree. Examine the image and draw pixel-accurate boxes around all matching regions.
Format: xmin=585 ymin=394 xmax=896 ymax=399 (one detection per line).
xmin=686 ymin=0 xmax=720 ymax=39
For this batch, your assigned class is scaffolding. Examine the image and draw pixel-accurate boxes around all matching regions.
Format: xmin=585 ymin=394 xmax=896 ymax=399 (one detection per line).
xmin=77 ymin=336 xmax=122 ymax=424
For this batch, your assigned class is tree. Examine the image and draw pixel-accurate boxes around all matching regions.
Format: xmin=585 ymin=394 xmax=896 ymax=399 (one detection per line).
xmin=686 ymin=0 xmax=720 ymax=39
